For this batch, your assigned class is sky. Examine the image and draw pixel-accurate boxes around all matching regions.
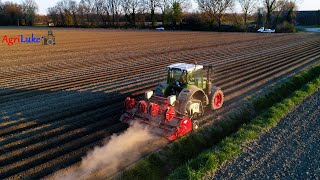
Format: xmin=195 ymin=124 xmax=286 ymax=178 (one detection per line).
xmin=4 ymin=0 xmax=320 ymax=15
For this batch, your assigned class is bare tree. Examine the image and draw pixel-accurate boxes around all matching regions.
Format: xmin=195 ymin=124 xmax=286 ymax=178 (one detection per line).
xmin=282 ymin=0 xmax=297 ymax=23
xmin=110 ymin=0 xmax=116 ymax=25
xmin=21 ymin=0 xmax=38 ymax=25
xmin=109 ymin=0 xmax=121 ymax=26
xmin=146 ymin=0 xmax=159 ymax=27
xmin=161 ymin=3 xmax=172 ymax=26
xmin=121 ymin=0 xmax=140 ymax=27
xmin=69 ymin=0 xmax=78 ymax=26
xmin=264 ymin=0 xmax=277 ymax=27
xmin=94 ymin=0 xmax=106 ymax=26
xmin=131 ymin=0 xmax=140 ymax=27
xmin=264 ymin=0 xmax=299 ymax=27
xmin=158 ymin=0 xmax=169 ymax=13
xmin=237 ymin=0 xmax=257 ymax=25
xmin=158 ymin=0 xmax=170 ymax=25
xmin=77 ymin=2 xmax=86 ymax=25
xmin=54 ymin=0 xmax=77 ymax=26
xmin=103 ymin=0 xmax=113 ymax=26
xmin=136 ymin=0 xmax=148 ymax=27
xmin=80 ymin=0 xmax=95 ymax=26
xmin=275 ymin=0 xmax=296 ymax=23
xmin=197 ymin=0 xmax=235 ymax=29
xmin=48 ymin=6 xmax=59 ymax=25
xmin=55 ymin=3 xmax=65 ymax=26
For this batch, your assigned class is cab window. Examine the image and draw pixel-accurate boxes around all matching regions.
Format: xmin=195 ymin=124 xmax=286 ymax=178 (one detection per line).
xmin=188 ymin=69 xmax=203 ymax=88
xmin=168 ymin=68 xmax=187 ymax=84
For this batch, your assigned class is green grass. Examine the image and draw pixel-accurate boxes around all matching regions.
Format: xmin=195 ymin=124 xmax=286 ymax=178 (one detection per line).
xmin=32 ymin=24 xmax=48 ymax=27
xmin=121 ymin=65 xmax=320 ymax=180
xmin=169 ymin=73 xmax=320 ymax=179
xmin=296 ymin=25 xmax=320 ymax=32
xmin=296 ymin=27 xmax=306 ymax=32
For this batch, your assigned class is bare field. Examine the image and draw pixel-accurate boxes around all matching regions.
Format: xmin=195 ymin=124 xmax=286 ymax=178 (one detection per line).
xmin=0 ymin=28 xmax=320 ymax=179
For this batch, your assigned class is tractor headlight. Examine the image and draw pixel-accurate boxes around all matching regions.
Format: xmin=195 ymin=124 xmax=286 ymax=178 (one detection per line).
xmin=167 ymin=95 xmax=176 ymax=105
xmin=145 ymin=90 xmax=153 ymax=99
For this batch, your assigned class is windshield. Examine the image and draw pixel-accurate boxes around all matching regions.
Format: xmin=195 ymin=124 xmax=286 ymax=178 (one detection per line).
xmin=168 ymin=68 xmax=187 ymax=85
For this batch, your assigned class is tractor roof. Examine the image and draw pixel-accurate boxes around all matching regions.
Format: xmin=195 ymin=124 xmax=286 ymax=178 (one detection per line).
xmin=166 ymin=63 xmax=203 ymax=72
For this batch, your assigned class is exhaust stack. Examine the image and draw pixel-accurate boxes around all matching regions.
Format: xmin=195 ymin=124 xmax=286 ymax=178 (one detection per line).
xmin=205 ymin=65 xmax=213 ymax=95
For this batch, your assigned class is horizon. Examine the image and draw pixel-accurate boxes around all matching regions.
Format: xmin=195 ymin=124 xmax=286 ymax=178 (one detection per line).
xmin=3 ymin=0 xmax=320 ymax=15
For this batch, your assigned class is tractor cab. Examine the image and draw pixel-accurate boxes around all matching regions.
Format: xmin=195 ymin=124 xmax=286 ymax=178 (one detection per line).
xmin=165 ymin=63 xmax=207 ymax=96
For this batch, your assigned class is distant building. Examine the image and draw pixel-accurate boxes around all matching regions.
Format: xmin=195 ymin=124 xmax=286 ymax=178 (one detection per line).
xmin=295 ymin=11 xmax=320 ymax=25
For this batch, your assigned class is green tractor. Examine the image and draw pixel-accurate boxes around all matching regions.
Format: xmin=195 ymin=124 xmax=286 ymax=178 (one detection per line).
xmin=121 ymin=63 xmax=224 ymax=140
xmin=155 ymin=63 xmax=224 ymax=118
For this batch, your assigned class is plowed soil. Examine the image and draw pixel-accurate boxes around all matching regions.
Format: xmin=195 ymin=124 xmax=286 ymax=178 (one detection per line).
xmin=0 ymin=28 xmax=319 ymax=179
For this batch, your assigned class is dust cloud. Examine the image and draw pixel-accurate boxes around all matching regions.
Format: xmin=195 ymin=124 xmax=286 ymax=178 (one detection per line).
xmin=56 ymin=121 xmax=156 ymax=180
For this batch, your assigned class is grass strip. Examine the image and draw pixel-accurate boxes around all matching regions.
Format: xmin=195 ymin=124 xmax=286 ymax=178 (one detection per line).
xmin=169 ymin=72 xmax=320 ymax=179
xmin=120 ymin=65 xmax=320 ymax=180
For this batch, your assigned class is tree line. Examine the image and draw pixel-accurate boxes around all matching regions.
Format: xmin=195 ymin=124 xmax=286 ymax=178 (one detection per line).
xmin=0 ymin=0 xmax=38 ymax=26
xmin=46 ymin=0 xmax=187 ymax=28
xmin=0 ymin=0 xmax=298 ymax=32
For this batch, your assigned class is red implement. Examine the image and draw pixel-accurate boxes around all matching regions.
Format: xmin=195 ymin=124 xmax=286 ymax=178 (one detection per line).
xmin=120 ymin=95 xmax=193 ymax=140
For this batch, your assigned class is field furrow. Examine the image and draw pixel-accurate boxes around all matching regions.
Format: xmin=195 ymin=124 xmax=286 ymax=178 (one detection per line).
xmin=0 ymin=29 xmax=319 ymax=179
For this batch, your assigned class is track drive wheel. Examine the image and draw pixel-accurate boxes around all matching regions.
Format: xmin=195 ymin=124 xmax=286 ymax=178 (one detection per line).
xmin=210 ymin=87 xmax=224 ymax=110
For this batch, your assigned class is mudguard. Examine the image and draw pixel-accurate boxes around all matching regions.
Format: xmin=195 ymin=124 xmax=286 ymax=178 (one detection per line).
xmin=177 ymin=85 xmax=209 ymax=115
